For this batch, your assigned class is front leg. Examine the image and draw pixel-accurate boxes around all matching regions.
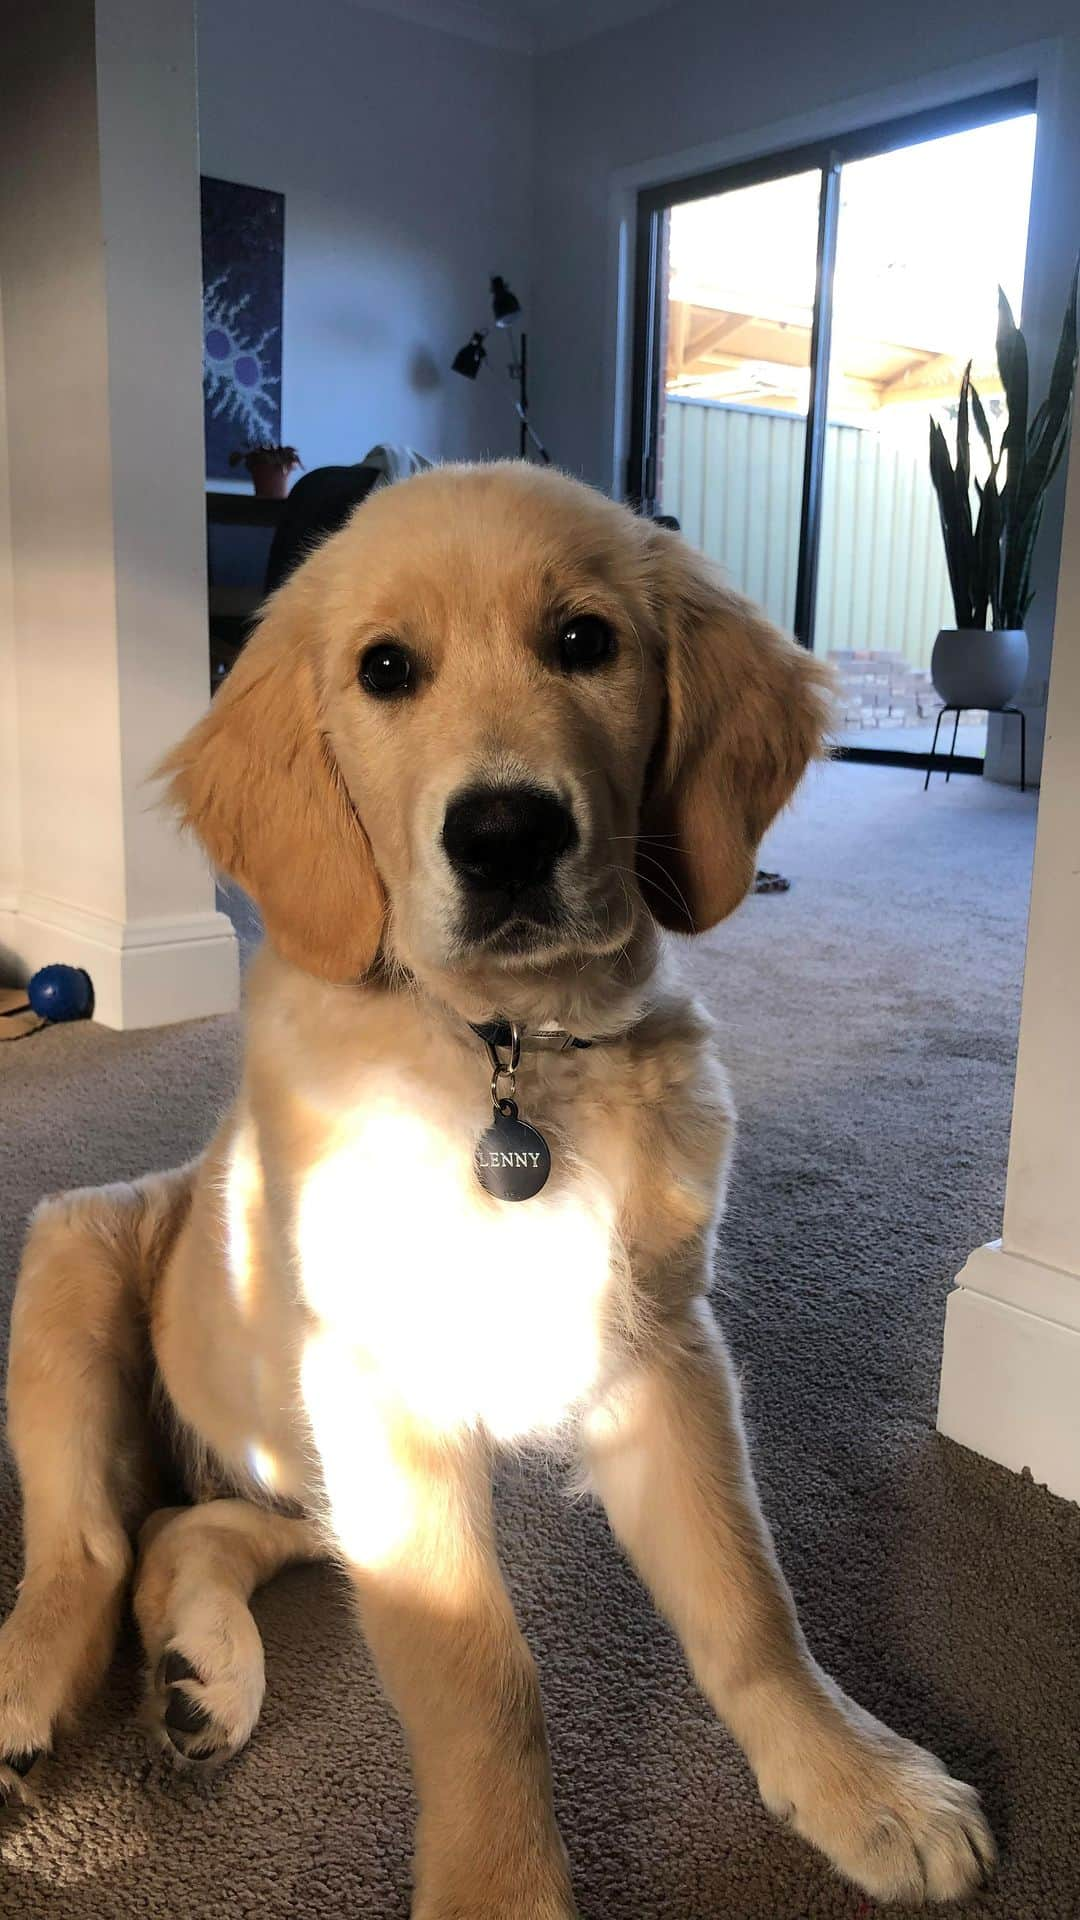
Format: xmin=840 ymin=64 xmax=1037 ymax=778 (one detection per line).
xmin=305 ymin=1341 xmax=577 ymax=1920
xmin=584 ymin=1297 xmax=994 ymax=1905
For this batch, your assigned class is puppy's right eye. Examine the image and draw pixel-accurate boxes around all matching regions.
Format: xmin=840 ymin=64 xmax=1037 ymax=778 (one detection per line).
xmin=360 ymin=641 xmax=413 ymax=698
xmin=558 ymin=614 xmax=617 ymax=673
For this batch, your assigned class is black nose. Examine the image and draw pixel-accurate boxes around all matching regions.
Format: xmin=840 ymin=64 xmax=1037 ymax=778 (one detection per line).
xmin=442 ymin=785 xmax=578 ymax=896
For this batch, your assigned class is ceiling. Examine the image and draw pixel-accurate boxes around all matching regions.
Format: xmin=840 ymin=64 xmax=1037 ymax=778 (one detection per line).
xmin=353 ymin=0 xmax=677 ymax=53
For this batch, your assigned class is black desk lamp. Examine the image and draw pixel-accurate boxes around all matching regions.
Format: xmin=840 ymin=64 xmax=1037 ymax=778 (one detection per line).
xmin=452 ymin=277 xmax=551 ymax=463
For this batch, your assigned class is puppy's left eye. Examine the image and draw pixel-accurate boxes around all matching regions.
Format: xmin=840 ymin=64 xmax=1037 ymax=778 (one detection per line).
xmin=558 ymin=614 xmax=617 ymax=673
xmin=360 ymin=641 xmax=414 ymax=698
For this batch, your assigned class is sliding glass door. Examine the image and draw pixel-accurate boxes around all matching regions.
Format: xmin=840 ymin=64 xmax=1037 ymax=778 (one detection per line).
xmin=660 ymin=169 xmax=821 ymax=634
xmin=630 ymin=86 xmax=1037 ymax=765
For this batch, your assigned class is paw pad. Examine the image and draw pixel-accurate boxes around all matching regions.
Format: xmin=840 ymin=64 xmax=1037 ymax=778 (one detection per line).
xmin=160 ymin=1651 xmax=200 ymax=1689
xmin=0 ymin=1748 xmax=43 ymax=1806
xmin=164 ymin=1690 xmax=212 ymax=1740
xmin=157 ymin=1650 xmax=216 ymax=1757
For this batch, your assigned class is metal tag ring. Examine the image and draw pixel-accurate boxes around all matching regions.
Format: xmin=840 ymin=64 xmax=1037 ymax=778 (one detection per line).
xmin=491 ymin=1064 xmax=517 ymax=1107
xmin=482 ymin=1020 xmax=521 ymax=1111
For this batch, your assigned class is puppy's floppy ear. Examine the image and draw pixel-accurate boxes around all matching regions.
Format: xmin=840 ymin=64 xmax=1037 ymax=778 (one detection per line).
xmin=638 ymin=532 xmax=834 ymax=933
xmin=161 ymin=583 xmax=386 ymax=981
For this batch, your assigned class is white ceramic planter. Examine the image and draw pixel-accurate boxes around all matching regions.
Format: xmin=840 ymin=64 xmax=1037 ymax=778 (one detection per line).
xmin=930 ymin=628 xmax=1029 ymax=710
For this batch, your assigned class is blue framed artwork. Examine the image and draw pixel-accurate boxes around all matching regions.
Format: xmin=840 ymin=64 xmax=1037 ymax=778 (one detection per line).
xmin=200 ymin=176 xmax=284 ymax=479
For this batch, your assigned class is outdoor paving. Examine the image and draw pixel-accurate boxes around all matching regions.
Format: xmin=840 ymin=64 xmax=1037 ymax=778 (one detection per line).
xmin=830 ymin=648 xmax=987 ymax=757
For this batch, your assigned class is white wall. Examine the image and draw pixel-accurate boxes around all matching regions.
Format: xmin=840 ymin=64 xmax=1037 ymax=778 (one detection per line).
xmin=1000 ymin=414 xmax=1080 ymax=1281
xmin=1 ymin=0 xmax=126 ymax=935
xmin=531 ymin=2 xmax=1080 ymax=783
xmin=0 ymin=0 xmax=237 ymax=1027
xmin=937 ymin=406 xmax=1080 ymax=1502
xmin=196 ymin=0 xmax=535 ymax=473
xmin=0 ymin=287 xmax=19 ymax=921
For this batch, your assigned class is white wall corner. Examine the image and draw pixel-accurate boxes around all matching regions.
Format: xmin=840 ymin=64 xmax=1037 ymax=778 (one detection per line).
xmin=937 ymin=1242 xmax=1080 ymax=1505
xmin=0 ymin=280 xmax=21 ymax=913
xmin=0 ymin=895 xmax=239 ymax=1031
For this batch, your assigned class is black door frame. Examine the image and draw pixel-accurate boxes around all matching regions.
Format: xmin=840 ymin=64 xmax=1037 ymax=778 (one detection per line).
xmin=793 ymin=162 xmax=840 ymax=652
xmin=627 ymin=81 xmax=1037 ymax=717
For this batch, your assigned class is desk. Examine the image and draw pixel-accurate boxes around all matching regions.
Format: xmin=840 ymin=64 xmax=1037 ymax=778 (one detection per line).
xmin=206 ymin=491 xmax=283 ymax=686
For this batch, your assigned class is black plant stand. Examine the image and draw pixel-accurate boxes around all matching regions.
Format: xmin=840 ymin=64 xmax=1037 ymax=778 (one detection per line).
xmin=924 ymin=704 xmax=1026 ymax=792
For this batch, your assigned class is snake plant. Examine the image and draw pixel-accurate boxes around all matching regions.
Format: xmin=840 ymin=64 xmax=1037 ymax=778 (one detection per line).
xmin=929 ymin=263 xmax=1078 ymax=630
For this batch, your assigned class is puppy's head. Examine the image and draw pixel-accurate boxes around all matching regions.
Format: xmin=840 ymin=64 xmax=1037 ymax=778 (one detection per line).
xmin=164 ymin=464 xmax=832 ymax=1002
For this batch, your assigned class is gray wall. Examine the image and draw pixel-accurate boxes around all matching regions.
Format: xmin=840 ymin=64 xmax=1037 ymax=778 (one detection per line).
xmin=531 ymin=2 xmax=1080 ymax=780
xmin=197 ymin=0 xmax=533 ymax=472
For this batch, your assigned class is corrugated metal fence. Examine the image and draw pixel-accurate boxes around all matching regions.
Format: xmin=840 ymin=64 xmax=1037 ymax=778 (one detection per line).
xmin=661 ymin=396 xmax=954 ymax=670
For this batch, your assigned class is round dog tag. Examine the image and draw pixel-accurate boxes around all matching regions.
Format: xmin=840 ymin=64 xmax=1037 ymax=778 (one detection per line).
xmin=475 ymin=1101 xmax=551 ymax=1202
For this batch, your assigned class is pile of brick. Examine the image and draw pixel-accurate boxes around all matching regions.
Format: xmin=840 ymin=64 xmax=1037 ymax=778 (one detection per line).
xmin=827 ymin=649 xmax=984 ymax=730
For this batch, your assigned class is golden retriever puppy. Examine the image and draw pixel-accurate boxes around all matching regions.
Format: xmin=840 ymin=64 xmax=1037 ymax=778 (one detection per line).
xmin=0 ymin=465 xmax=992 ymax=1916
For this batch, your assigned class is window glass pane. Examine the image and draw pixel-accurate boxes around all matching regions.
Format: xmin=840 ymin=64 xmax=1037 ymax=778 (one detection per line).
xmin=818 ymin=115 xmax=1037 ymax=755
xmin=657 ymin=169 xmax=822 ymax=633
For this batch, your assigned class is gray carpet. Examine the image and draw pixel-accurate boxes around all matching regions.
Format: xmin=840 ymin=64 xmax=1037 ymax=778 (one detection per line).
xmin=2 ymin=762 xmax=1077 ymax=1920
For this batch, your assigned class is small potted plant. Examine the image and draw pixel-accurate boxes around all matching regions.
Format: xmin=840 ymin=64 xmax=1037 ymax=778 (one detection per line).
xmin=928 ymin=265 xmax=1078 ymax=712
xmin=230 ymin=443 xmax=303 ymax=500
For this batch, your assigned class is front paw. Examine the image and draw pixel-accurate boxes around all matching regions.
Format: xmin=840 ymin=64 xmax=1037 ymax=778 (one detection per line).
xmin=412 ymin=1844 xmax=579 ymax=1920
xmin=758 ymin=1706 xmax=995 ymax=1904
xmin=144 ymin=1632 xmax=264 ymax=1769
xmin=0 ymin=1621 xmax=52 ymax=1809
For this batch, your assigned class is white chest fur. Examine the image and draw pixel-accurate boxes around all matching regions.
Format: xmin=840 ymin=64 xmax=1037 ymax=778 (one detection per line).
xmin=220 ymin=960 xmax=730 ymax=1530
xmin=292 ymin=1083 xmax=625 ymax=1442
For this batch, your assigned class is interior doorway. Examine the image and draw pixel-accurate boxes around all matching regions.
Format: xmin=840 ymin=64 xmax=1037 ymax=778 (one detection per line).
xmin=630 ymin=87 xmax=1038 ymax=769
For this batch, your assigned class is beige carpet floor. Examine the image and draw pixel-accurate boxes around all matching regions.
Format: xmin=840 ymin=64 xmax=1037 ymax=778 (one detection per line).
xmin=1 ymin=761 xmax=1077 ymax=1920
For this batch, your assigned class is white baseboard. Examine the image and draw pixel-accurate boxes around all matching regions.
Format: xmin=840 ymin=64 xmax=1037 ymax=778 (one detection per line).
xmin=937 ymin=1241 xmax=1080 ymax=1505
xmin=0 ymin=891 xmax=239 ymax=1030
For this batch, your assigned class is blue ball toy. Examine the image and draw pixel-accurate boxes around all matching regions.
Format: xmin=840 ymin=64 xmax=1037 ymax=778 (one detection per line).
xmin=27 ymin=965 xmax=95 ymax=1023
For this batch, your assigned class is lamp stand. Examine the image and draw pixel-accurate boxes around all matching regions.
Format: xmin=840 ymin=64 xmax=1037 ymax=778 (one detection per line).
xmin=506 ymin=329 xmax=550 ymax=465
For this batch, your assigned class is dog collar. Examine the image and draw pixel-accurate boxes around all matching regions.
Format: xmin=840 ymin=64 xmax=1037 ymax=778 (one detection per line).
xmin=468 ymin=1019 xmax=592 ymax=1056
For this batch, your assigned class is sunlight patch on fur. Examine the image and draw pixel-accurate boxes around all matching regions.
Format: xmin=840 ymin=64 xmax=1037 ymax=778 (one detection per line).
xmin=223 ymin=1123 xmax=262 ymax=1315
xmin=245 ymin=1442 xmax=279 ymax=1492
xmin=294 ymin=1089 xmax=619 ymax=1441
xmin=300 ymin=1333 xmax=419 ymax=1571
